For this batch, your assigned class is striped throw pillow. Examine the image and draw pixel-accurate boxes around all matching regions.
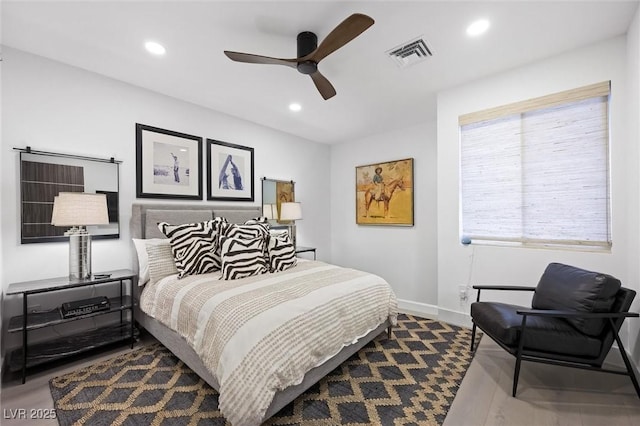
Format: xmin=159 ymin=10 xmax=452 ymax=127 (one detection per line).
xmin=220 ymin=236 xmax=268 ymax=280
xmin=158 ymin=218 xmax=226 ymax=278
xmin=267 ymin=232 xmax=297 ymax=272
xmin=146 ymin=239 xmax=178 ymax=285
xmin=218 ymin=219 xmax=270 ymax=259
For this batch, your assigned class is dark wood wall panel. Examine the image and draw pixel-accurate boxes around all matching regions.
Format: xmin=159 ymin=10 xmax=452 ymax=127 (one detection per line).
xmin=21 ymin=161 xmax=85 ymax=242
xmin=21 ymin=182 xmax=83 ymax=202
xmin=21 ymin=162 xmax=85 ymax=185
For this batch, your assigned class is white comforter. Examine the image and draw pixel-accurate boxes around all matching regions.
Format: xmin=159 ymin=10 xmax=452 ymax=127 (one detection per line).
xmin=139 ymin=260 xmax=398 ymax=426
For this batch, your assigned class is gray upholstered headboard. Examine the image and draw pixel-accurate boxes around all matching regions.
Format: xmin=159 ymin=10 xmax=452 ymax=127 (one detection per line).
xmin=130 ymin=203 xmax=262 ymax=297
xmin=130 ymin=203 xmax=262 ymax=239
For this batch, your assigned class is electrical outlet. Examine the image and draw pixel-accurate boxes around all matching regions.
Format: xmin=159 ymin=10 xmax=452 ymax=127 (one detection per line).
xmin=458 ymin=285 xmax=468 ymax=301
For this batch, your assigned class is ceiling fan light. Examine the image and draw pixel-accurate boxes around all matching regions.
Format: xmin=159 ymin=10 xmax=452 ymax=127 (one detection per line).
xmin=289 ymin=103 xmax=302 ymax=112
xmin=466 ymin=19 xmax=490 ymax=37
xmin=145 ymin=41 xmax=166 ymax=56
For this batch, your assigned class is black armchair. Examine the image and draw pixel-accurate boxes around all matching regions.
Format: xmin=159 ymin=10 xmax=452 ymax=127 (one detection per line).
xmin=470 ymin=262 xmax=639 ymax=398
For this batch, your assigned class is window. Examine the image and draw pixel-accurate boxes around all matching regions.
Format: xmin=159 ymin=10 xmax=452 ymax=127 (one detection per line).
xmin=459 ymin=81 xmax=611 ymax=249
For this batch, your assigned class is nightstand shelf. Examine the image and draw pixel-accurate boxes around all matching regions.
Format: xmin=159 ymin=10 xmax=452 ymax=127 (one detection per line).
xmin=7 ymin=322 xmax=138 ymax=372
xmin=7 ymin=296 xmax=134 ymax=332
xmin=5 ymin=269 xmax=137 ymax=383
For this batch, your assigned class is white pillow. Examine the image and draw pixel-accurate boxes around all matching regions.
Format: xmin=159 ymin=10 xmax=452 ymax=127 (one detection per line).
xmin=132 ymin=238 xmax=170 ymax=285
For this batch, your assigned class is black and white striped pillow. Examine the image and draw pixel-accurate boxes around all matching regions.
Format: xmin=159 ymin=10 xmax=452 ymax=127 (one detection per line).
xmin=158 ymin=218 xmax=226 ymax=278
xmin=220 ymin=236 xmax=268 ymax=280
xmin=218 ymin=219 xmax=270 ymax=259
xmin=267 ymin=232 xmax=297 ymax=272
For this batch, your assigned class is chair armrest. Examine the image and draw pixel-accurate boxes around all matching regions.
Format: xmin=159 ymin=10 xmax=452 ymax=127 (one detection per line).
xmin=473 ymin=285 xmax=536 ymax=302
xmin=516 ymin=308 xmax=640 ymax=319
xmin=472 ymin=285 xmax=536 ymax=291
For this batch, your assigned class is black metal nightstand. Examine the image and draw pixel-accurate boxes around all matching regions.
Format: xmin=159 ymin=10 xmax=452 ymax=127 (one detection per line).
xmin=6 ymin=269 xmax=137 ymax=383
xmin=295 ymin=246 xmax=316 ymax=260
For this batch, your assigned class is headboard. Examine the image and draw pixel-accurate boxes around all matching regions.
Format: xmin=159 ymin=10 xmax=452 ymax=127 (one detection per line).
xmin=130 ymin=203 xmax=261 ymax=239
xmin=130 ymin=203 xmax=262 ymax=300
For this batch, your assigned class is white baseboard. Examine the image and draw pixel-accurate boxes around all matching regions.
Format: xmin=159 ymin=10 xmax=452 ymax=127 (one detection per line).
xmin=396 ymin=299 xmax=474 ymax=329
xmin=397 ymin=299 xmax=438 ymax=319
xmin=437 ymin=307 xmax=473 ymax=328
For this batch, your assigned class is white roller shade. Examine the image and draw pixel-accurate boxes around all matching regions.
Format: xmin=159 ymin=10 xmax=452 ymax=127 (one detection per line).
xmin=460 ymin=83 xmax=610 ymax=248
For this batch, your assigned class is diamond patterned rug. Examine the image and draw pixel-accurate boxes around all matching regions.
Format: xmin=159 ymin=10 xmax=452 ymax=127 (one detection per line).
xmin=50 ymin=314 xmax=478 ymax=425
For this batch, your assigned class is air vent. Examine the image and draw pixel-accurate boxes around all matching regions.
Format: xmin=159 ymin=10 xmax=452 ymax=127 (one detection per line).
xmin=386 ymin=36 xmax=432 ymax=68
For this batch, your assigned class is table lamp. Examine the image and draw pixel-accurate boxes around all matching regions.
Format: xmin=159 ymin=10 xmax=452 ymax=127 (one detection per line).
xmin=279 ymin=202 xmax=302 ymax=246
xmin=51 ymin=192 xmax=109 ymax=280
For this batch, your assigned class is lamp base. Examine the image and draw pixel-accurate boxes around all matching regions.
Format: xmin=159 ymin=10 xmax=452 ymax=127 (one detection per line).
xmin=68 ymin=232 xmax=92 ymax=280
xmin=288 ymin=224 xmax=297 ymax=248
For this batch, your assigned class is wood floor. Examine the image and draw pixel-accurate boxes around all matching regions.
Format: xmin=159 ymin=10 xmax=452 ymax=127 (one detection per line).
xmin=1 ymin=332 xmax=639 ymax=425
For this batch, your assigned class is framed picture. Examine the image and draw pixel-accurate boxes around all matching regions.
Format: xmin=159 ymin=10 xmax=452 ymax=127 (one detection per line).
xmin=136 ymin=123 xmax=203 ymax=200
xmin=207 ymin=139 xmax=254 ymax=201
xmin=356 ymin=158 xmax=414 ymax=226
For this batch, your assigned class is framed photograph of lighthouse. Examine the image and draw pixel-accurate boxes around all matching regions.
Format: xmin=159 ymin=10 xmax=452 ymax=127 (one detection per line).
xmin=135 ymin=123 xmax=203 ymax=200
xmin=355 ymin=158 xmax=414 ymax=226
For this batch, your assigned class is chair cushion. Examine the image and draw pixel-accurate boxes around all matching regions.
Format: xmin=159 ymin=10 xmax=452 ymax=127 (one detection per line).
xmin=532 ymin=263 xmax=621 ymax=337
xmin=471 ymin=302 xmax=602 ymax=358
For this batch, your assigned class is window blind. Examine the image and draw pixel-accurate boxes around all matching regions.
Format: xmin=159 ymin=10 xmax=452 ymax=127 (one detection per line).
xmin=460 ymin=82 xmax=611 ymax=248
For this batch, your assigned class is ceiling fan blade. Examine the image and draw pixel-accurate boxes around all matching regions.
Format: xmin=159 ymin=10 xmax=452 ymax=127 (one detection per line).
xmin=306 ymin=13 xmax=374 ymax=63
xmin=224 ymin=51 xmax=298 ymax=68
xmin=310 ymin=71 xmax=337 ymax=100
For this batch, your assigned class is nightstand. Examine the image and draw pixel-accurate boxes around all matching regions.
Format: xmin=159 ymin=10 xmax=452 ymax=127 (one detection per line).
xmin=5 ymin=269 xmax=137 ymax=383
xmin=295 ymin=246 xmax=316 ymax=260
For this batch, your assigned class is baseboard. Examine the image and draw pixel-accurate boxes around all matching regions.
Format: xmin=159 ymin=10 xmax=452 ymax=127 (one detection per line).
xmin=436 ymin=307 xmax=473 ymax=329
xmin=396 ymin=299 xmax=474 ymax=329
xmin=397 ymin=299 xmax=438 ymax=320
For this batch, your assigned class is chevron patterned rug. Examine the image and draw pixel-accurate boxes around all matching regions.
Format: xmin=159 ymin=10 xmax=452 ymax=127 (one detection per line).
xmin=50 ymin=314 xmax=477 ymax=425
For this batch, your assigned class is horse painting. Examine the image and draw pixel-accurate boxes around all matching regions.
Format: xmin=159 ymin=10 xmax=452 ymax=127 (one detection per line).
xmin=364 ymin=177 xmax=405 ymax=218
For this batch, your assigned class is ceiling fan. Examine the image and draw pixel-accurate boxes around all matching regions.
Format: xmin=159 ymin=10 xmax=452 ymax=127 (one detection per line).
xmin=224 ymin=13 xmax=375 ymax=100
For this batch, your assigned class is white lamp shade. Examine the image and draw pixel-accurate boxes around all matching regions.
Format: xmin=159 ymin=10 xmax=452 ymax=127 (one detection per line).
xmin=51 ymin=192 xmax=109 ymax=226
xmin=262 ymin=203 xmax=277 ymax=220
xmin=280 ymin=202 xmax=302 ymax=221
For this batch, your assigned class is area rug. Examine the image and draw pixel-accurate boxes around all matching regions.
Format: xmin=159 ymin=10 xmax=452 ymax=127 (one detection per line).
xmin=50 ymin=314 xmax=478 ymax=426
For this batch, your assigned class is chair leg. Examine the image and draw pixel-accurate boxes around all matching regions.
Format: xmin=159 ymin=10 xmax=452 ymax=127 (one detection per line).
xmin=513 ymin=352 xmax=523 ymax=397
xmin=513 ymin=315 xmax=528 ymax=397
xmin=470 ymin=323 xmax=477 ymax=352
xmin=609 ymin=319 xmax=640 ymax=399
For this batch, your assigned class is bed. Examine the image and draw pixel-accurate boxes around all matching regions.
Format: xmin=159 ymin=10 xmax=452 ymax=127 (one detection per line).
xmin=130 ymin=203 xmax=397 ymax=425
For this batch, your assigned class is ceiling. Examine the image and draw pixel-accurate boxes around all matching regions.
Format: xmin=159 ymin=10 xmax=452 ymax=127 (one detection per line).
xmin=2 ymin=1 xmax=638 ymax=144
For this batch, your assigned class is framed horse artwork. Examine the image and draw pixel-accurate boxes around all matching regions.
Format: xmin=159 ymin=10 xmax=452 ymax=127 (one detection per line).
xmin=355 ymin=158 xmax=414 ymax=226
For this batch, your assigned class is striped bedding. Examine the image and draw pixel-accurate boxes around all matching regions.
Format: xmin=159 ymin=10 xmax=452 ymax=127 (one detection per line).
xmin=139 ymin=259 xmax=398 ymax=426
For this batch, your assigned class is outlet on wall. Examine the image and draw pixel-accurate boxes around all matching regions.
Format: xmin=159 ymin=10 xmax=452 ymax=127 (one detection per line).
xmin=458 ymin=285 xmax=468 ymax=302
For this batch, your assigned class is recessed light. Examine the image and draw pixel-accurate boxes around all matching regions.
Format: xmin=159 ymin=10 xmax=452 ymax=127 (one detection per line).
xmin=145 ymin=41 xmax=166 ymax=56
xmin=466 ymin=19 xmax=490 ymax=37
xmin=289 ymin=103 xmax=302 ymax=112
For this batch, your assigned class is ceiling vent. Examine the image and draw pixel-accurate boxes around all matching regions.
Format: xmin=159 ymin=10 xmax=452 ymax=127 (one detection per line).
xmin=386 ymin=36 xmax=432 ymax=68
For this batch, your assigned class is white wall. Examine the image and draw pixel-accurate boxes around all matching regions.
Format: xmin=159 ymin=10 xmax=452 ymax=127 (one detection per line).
xmin=1 ymin=47 xmax=331 ymax=348
xmin=330 ymin=122 xmax=438 ymax=315
xmin=437 ymin=36 xmax=638 ymax=359
xmin=627 ymin=5 xmax=640 ymax=363
xmin=0 ymin=0 xmax=5 ymax=383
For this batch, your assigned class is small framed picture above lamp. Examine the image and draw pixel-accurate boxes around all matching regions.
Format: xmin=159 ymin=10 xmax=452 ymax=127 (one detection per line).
xmin=135 ymin=123 xmax=203 ymax=200
xmin=206 ymin=139 xmax=254 ymax=202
